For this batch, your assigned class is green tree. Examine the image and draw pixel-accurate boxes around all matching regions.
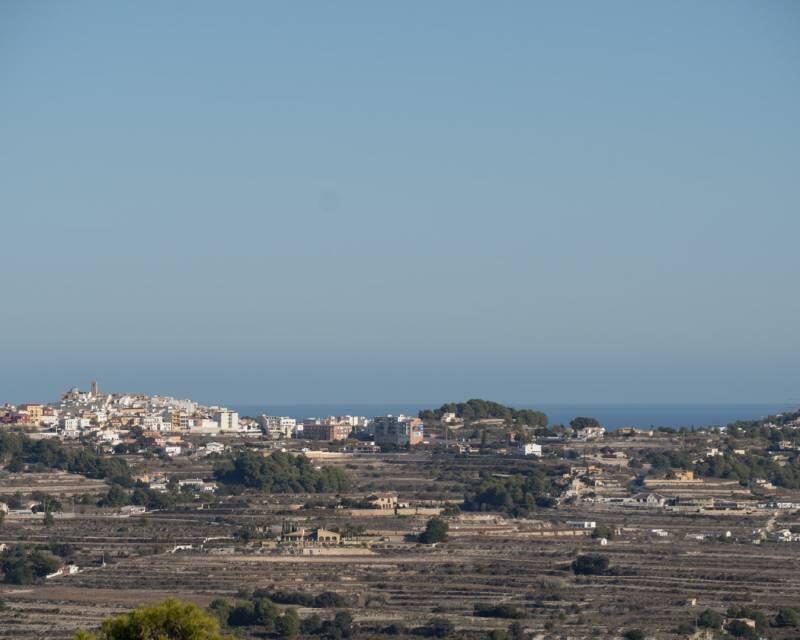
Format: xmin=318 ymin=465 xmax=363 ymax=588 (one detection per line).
xmin=101 ymin=484 xmax=130 ymax=508
xmin=697 ymin=609 xmax=723 ymax=629
xmin=775 ymin=607 xmax=798 ymax=628
xmin=74 ymin=598 xmax=232 ymax=639
xmin=591 ymin=525 xmax=615 ymax=540
xmin=726 ymin=620 xmax=757 ymax=639
xmin=43 ymin=510 xmax=55 ymax=527
xmin=207 ymin=598 xmax=233 ymax=626
xmin=276 ymin=608 xmax=301 ymax=639
xmin=419 ymin=517 xmax=449 ymax=544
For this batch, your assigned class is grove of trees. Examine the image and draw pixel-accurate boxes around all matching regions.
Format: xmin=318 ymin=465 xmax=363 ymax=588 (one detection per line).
xmin=1 ymin=545 xmax=63 ymax=585
xmin=214 ymin=451 xmax=351 ymax=493
xmin=0 ymin=432 xmax=132 ymax=485
xmin=463 ymin=469 xmax=554 ymax=516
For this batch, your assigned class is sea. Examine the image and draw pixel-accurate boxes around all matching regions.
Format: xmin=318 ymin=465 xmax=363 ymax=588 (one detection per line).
xmin=231 ymin=403 xmax=799 ymax=431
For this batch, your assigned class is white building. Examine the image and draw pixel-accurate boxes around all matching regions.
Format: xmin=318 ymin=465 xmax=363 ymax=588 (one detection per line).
xmin=216 ymin=411 xmax=240 ymax=432
xmin=190 ymin=418 xmax=220 ymax=435
xmin=259 ymin=415 xmax=297 ymax=439
xmin=140 ymin=414 xmax=167 ymax=432
xmin=575 ymin=426 xmax=605 ymax=441
xmin=60 ymin=417 xmax=81 ymax=437
xmin=517 ymin=443 xmax=542 ymax=456
xmin=566 ymin=520 xmax=597 ymax=529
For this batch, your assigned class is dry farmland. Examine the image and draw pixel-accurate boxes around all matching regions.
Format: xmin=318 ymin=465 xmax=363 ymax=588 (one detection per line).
xmin=2 ymin=440 xmax=800 ymax=639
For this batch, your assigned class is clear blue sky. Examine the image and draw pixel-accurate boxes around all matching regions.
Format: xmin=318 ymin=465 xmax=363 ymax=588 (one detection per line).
xmin=1 ymin=1 xmax=798 ymax=405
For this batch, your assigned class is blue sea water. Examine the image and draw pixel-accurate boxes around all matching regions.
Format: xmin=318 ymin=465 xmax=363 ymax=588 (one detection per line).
xmin=232 ymin=403 xmax=799 ymax=430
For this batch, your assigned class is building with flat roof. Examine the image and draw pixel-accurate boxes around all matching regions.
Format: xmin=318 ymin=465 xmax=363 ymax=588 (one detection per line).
xmin=373 ymin=416 xmax=424 ymax=447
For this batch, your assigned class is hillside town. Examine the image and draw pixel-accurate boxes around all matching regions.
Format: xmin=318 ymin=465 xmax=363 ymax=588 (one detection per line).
xmin=0 ymin=381 xmax=425 ymax=453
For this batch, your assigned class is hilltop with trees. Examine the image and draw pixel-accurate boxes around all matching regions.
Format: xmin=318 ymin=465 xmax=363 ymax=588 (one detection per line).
xmin=419 ymin=399 xmax=547 ymax=428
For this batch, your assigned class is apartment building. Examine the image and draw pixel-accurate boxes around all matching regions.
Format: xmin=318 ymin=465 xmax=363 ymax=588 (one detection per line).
xmin=372 ymin=415 xmax=424 ymax=447
xmin=303 ymin=422 xmax=352 ymax=442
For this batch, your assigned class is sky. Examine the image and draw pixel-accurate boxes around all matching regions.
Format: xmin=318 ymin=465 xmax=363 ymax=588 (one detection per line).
xmin=1 ymin=1 xmax=799 ymax=406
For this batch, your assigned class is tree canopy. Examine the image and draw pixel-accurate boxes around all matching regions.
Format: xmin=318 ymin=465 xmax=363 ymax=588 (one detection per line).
xmin=569 ymin=417 xmax=602 ymax=431
xmin=214 ymin=451 xmax=350 ymax=493
xmin=463 ymin=469 xmax=554 ymax=516
xmin=75 ymin=598 xmax=232 ymax=640
xmin=419 ymin=399 xmax=547 ymax=427
xmin=1 ymin=545 xmax=62 ymax=585
xmin=419 ymin=517 xmax=449 ymax=544
xmin=0 ymin=432 xmax=132 ymax=485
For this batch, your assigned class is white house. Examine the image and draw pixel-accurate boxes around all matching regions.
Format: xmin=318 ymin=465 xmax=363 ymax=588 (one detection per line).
xmin=566 ymin=520 xmax=596 ymax=529
xmin=628 ymin=492 xmax=667 ymax=507
xmin=517 ymin=443 xmax=542 ymax=456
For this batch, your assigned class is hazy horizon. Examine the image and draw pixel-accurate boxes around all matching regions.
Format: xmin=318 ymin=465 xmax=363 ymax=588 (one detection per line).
xmin=2 ymin=1 xmax=798 ymax=404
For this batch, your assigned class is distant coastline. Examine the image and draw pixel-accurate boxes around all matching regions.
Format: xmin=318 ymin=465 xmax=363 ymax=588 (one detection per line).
xmin=232 ymin=402 xmax=799 ymax=430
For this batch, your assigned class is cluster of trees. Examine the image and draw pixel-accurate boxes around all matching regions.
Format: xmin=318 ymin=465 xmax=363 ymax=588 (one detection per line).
xmin=290 ymin=611 xmax=353 ymax=639
xmin=214 ymin=451 xmax=351 ymax=493
xmin=256 ymin=589 xmax=353 ymax=609
xmin=1 ymin=545 xmax=63 ymax=584
xmin=420 ymin=399 xmax=547 ymax=427
xmin=695 ymin=452 xmax=800 ymax=489
xmin=693 ymin=605 xmax=799 ymax=637
xmin=629 ymin=445 xmax=800 ymax=489
xmin=632 ymin=449 xmax=693 ymax=474
xmin=728 ymin=409 xmax=800 ymax=434
xmin=0 ymin=432 xmax=132 ymax=485
xmin=208 ymin=595 xmax=352 ymax=639
xmin=473 ymin=603 xmax=525 ymax=619
xmin=571 ymin=554 xmax=609 ymax=576
xmin=569 ymin=417 xmax=602 ymax=432
xmin=463 ymin=469 xmax=554 ymax=516
xmin=99 ymin=481 xmax=202 ymax=510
